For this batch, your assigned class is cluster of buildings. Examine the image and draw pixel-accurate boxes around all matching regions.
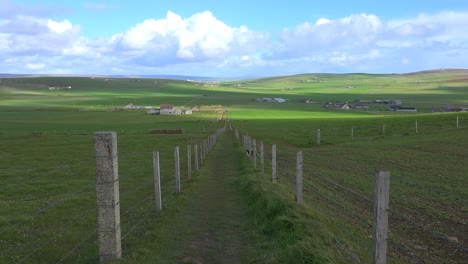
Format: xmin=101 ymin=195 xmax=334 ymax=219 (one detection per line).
xmin=432 ymin=105 xmax=468 ymax=113
xmin=324 ymin=99 xmax=418 ymax=112
xmin=122 ymin=103 xmax=197 ymax=115
xmin=48 ymin=86 xmax=72 ymax=90
xmin=254 ymin=97 xmax=288 ymax=103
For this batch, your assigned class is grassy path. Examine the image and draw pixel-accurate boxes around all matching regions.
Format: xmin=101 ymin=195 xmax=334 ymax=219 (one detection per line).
xmin=130 ymin=131 xmax=250 ymax=263
xmin=177 ymin=132 xmax=248 ymax=263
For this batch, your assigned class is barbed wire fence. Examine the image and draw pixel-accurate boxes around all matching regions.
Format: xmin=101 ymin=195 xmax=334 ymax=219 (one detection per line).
xmin=0 ymin=124 xmax=227 ymax=263
xmin=233 ymin=119 xmax=467 ymax=264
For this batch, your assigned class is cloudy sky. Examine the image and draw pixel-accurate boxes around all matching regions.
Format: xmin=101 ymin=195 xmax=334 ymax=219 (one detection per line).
xmin=1 ymin=0 xmax=467 ymax=77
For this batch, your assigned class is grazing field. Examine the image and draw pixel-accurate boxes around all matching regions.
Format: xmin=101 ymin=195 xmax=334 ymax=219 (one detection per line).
xmin=0 ymin=70 xmax=467 ymax=263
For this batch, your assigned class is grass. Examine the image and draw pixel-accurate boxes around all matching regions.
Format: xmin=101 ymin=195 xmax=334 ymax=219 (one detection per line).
xmin=0 ymin=121 xmax=222 ymax=263
xmin=231 ymin=116 xmax=468 ymax=263
xmin=0 ymin=70 xmax=467 ymax=263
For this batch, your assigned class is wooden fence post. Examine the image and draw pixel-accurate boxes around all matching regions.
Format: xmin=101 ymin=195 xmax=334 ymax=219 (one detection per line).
xmin=187 ymin=145 xmax=192 ymax=181
xmin=351 ymin=127 xmax=354 ymax=141
xmin=153 ymin=151 xmax=162 ymax=211
xmin=316 ymin=129 xmax=321 ymax=145
xmin=175 ymin=146 xmax=180 ymax=193
xmin=272 ymin=144 xmax=277 ymax=183
xmin=373 ymin=171 xmax=390 ymax=264
xmin=253 ymin=139 xmax=257 ymax=168
xmin=194 ymin=144 xmax=199 ymax=172
xmin=457 ymin=115 xmax=459 ymax=129
xmin=94 ymin=132 xmax=122 ymax=262
xmin=260 ymin=141 xmax=264 ymax=174
xmin=296 ymin=151 xmax=303 ymax=204
xmin=382 ymin=124 xmax=386 ymax=137
xmin=415 ymin=120 xmax=418 ymax=134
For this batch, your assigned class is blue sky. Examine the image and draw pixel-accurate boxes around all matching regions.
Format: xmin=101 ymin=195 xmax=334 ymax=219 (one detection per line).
xmin=1 ymin=0 xmax=467 ymax=76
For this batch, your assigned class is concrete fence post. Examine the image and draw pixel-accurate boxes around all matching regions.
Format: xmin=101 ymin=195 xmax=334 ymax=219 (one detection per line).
xmin=272 ymin=144 xmax=277 ymax=183
xmin=204 ymin=140 xmax=207 ymax=157
xmin=316 ymin=129 xmax=321 ymax=145
xmin=200 ymin=142 xmax=204 ymax=166
xmin=260 ymin=142 xmax=264 ymax=174
xmin=94 ymin=132 xmax=122 ymax=262
xmin=153 ymin=151 xmax=162 ymax=211
xmin=194 ymin=144 xmax=199 ymax=172
xmin=296 ymin=151 xmax=303 ymax=204
xmin=248 ymin=136 xmax=252 ymax=159
xmin=204 ymin=139 xmax=208 ymax=157
xmin=253 ymin=139 xmax=257 ymax=168
xmin=373 ymin=171 xmax=390 ymax=264
xmin=187 ymin=145 xmax=192 ymax=181
xmin=175 ymin=146 xmax=181 ymax=193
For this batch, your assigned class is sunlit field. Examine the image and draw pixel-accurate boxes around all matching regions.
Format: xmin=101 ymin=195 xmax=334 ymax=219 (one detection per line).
xmin=1 ymin=70 xmax=467 ymax=263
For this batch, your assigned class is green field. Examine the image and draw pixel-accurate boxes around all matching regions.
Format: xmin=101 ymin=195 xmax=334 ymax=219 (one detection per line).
xmin=0 ymin=70 xmax=467 ymax=263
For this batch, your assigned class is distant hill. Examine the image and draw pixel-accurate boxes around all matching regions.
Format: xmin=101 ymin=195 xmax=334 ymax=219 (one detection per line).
xmin=1 ymin=69 xmax=466 ymax=81
xmin=0 ymin=73 xmax=237 ymax=82
xmin=402 ymin=69 xmax=468 ymax=75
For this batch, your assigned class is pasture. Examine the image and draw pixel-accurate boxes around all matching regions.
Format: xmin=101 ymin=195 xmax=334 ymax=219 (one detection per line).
xmin=0 ymin=70 xmax=467 ymax=263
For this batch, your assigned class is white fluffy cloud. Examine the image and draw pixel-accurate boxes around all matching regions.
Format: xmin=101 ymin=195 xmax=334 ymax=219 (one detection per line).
xmin=109 ymin=11 xmax=266 ymax=65
xmin=0 ymin=9 xmax=467 ymax=76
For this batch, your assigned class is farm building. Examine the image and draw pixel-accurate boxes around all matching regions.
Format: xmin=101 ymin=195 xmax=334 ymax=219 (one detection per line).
xmin=123 ymin=103 xmax=136 ymax=110
xmin=146 ymin=109 xmax=160 ymax=115
xmin=390 ymin=106 xmax=418 ymax=112
xmin=48 ymin=86 xmax=71 ymax=90
xmin=254 ymin=97 xmax=287 ymax=103
xmin=160 ymin=104 xmax=175 ymax=115
xmin=158 ymin=104 xmax=192 ymax=115
xmin=334 ymin=103 xmax=351 ymax=110
xmin=354 ymin=104 xmax=369 ymax=109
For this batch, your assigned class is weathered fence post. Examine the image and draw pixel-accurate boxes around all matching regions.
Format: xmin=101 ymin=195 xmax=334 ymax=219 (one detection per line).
xmin=94 ymin=132 xmax=122 ymax=262
xmin=248 ymin=136 xmax=252 ymax=158
xmin=457 ymin=115 xmax=459 ymax=129
xmin=194 ymin=144 xmax=199 ymax=172
xmin=200 ymin=143 xmax=204 ymax=166
xmin=153 ymin=151 xmax=162 ymax=211
xmin=272 ymin=144 xmax=277 ymax=183
xmin=243 ymin=133 xmax=247 ymax=149
xmin=175 ymin=146 xmax=180 ymax=193
xmin=187 ymin=145 xmax=192 ymax=181
xmin=373 ymin=171 xmax=390 ymax=264
xmin=260 ymin=141 xmax=264 ymax=174
xmin=296 ymin=151 xmax=303 ymax=204
xmin=253 ymin=139 xmax=257 ymax=168
xmin=382 ymin=124 xmax=386 ymax=137
xmin=415 ymin=120 xmax=418 ymax=134
xmin=316 ymin=129 xmax=321 ymax=145
xmin=351 ymin=127 xmax=354 ymax=141
xmin=204 ymin=140 xmax=207 ymax=157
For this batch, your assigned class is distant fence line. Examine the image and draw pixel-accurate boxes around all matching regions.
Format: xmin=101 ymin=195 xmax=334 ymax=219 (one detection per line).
xmin=93 ymin=126 xmax=225 ymax=262
xmin=233 ymin=125 xmax=468 ymax=264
